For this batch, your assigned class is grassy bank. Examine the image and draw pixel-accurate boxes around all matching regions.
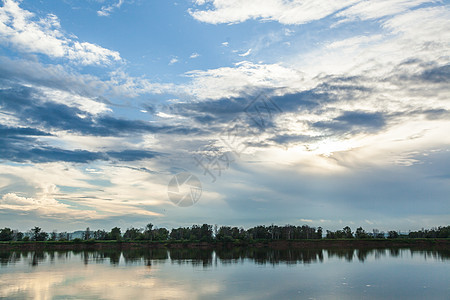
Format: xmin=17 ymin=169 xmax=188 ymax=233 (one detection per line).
xmin=1 ymin=238 xmax=449 ymax=251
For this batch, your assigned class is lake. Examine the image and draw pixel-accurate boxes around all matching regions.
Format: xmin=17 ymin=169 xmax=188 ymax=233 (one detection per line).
xmin=0 ymin=247 xmax=449 ymax=299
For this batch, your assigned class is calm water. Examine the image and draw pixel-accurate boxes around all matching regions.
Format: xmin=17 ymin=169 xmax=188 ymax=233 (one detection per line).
xmin=0 ymin=247 xmax=449 ymax=299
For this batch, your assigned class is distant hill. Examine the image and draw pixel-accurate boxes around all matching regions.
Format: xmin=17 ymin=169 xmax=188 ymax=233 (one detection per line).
xmin=69 ymin=231 xmax=85 ymax=239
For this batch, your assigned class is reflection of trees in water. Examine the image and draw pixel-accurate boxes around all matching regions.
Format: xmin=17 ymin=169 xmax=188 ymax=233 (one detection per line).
xmin=411 ymin=249 xmax=450 ymax=261
xmin=122 ymin=248 xmax=168 ymax=266
xmin=169 ymin=248 xmax=213 ymax=268
xmin=0 ymin=248 xmax=448 ymax=267
xmin=327 ymin=249 xmax=356 ymax=262
xmin=168 ymin=248 xmax=325 ymax=267
xmin=30 ymin=251 xmax=45 ymax=267
xmin=77 ymin=249 xmax=169 ymax=266
xmin=0 ymin=250 xmax=21 ymax=265
xmin=216 ymin=248 xmax=325 ymax=265
xmin=327 ymin=248 xmax=391 ymax=262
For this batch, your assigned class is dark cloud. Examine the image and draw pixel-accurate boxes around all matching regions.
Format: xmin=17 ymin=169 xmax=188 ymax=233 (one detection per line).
xmin=0 ymin=125 xmax=52 ymax=137
xmin=106 ymin=150 xmax=160 ymax=161
xmin=335 ymin=111 xmax=385 ymax=127
xmin=423 ymin=108 xmax=449 ymax=120
xmin=313 ymin=111 xmax=386 ymax=133
xmin=0 ymin=56 xmax=108 ymax=98
xmin=0 ymin=84 xmax=201 ymax=137
xmin=141 ymin=104 xmax=155 ymax=114
xmin=28 ymin=147 xmax=106 ymax=163
xmin=0 ymin=134 xmax=162 ymax=163
xmin=269 ymin=134 xmax=320 ymax=146
xmin=419 ymin=64 xmax=450 ymax=83
xmin=172 ymin=90 xmax=326 ymax=125
xmin=171 ymin=97 xmax=248 ymax=125
xmin=0 ymin=135 xmax=104 ymax=163
xmin=393 ymin=108 xmax=450 ymax=121
xmin=167 ymin=76 xmax=373 ymax=136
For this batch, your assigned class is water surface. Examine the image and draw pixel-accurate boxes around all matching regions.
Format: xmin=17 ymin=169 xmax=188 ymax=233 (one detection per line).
xmin=0 ymin=248 xmax=448 ymax=299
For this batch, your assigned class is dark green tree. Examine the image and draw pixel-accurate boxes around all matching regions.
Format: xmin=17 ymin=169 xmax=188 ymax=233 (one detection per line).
xmin=153 ymin=228 xmax=169 ymax=241
xmin=388 ymin=231 xmax=399 ymax=239
xmin=316 ymin=227 xmax=323 ymax=239
xmin=124 ymin=227 xmax=142 ymax=240
xmin=93 ymin=230 xmax=107 ymax=240
xmin=343 ymin=226 xmax=353 ymax=238
xmin=31 ymin=226 xmax=48 ymax=241
xmin=109 ymin=227 xmax=122 ymax=240
xmin=144 ymin=223 xmax=154 ymax=240
xmin=50 ymin=231 xmax=57 ymax=241
xmin=0 ymin=228 xmax=13 ymax=241
xmin=83 ymin=227 xmax=91 ymax=240
xmin=355 ymin=227 xmax=370 ymax=239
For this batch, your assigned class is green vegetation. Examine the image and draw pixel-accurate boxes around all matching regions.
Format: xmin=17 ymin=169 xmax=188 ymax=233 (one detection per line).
xmin=0 ymin=224 xmax=449 ymax=243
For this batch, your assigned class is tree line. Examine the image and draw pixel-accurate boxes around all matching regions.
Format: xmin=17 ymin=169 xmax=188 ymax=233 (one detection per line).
xmin=0 ymin=224 xmax=449 ymax=242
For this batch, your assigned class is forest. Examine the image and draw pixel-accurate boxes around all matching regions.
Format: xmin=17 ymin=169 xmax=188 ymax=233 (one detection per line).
xmin=0 ymin=224 xmax=449 ymax=242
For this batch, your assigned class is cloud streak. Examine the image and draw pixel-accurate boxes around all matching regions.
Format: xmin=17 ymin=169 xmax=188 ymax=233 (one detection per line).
xmin=190 ymin=0 xmax=360 ymax=25
xmin=97 ymin=0 xmax=125 ymax=17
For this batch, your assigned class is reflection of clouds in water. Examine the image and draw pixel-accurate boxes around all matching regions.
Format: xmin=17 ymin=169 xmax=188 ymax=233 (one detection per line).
xmin=0 ymin=249 xmax=448 ymax=299
xmin=0 ymin=260 xmax=222 ymax=299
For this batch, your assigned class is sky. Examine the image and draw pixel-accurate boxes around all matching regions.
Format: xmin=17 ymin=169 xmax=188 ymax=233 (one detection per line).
xmin=0 ymin=0 xmax=449 ymax=232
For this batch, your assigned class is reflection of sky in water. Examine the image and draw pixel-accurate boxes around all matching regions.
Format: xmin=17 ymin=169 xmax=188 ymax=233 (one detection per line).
xmin=0 ymin=249 xmax=449 ymax=299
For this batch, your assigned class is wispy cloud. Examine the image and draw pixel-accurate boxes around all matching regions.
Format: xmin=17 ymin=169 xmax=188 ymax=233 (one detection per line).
xmin=238 ymin=48 xmax=252 ymax=57
xmin=97 ymin=0 xmax=125 ymax=17
xmin=184 ymin=61 xmax=304 ymax=100
xmin=189 ymin=0 xmax=360 ymax=25
xmin=189 ymin=0 xmax=438 ymax=25
xmin=335 ymin=0 xmax=432 ymax=22
xmin=190 ymin=52 xmax=200 ymax=59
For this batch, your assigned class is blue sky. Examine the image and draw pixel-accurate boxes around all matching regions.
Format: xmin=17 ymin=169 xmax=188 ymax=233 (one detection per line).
xmin=0 ymin=0 xmax=449 ymax=232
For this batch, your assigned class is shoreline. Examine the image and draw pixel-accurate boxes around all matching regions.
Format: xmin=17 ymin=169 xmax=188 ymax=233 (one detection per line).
xmin=1 ymin=239 xmax=449 ymax=251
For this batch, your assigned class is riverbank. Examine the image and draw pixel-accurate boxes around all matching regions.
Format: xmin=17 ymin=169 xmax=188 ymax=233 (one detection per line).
xmin=1 ymin=238 xmax=449 ymax=251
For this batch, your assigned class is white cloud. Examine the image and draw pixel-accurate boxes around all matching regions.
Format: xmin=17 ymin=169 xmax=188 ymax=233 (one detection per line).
xmin=300 ymin=218 xmax=313 ymax=223
xmin=156 ymin=112 xmax=185 ymax=119
xmin=184 ymin=61 xmax=304 ymax=100
xmin=189 ymin=0 xmax=360 ymax=25
xmin=97 ymin=0 xmax=124 ymax=17
xmin=189 ymin=0 xmax=438 ymax=25
xmin=238 ymin=48 xmax=252 ymax=57
xmin=190 ymin=52 xmax=200 ymax=59
xmin=0 ymin=189 xmax=99 ymax=220
xmin=336 ymin=0 xmax=433 ymax=22
xmin=39 ymin=87 xmax=111 ymax=115
xmin=107 ymin=69 xmax=175 ymax=96
xmin=0 ymin=163 xmax=165 ymax=223
xmin=326 ymin=34 xmax=383 ymax=49
xmin=0 ymin=0 xmax=121 ymax=65
xmin=284 ymin=28 xmax=294 ymax=36
xmin=169 ymin=57 xmax=179 ymax=65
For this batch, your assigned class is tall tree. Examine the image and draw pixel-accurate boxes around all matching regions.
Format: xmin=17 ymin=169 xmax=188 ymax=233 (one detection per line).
xmin=0 ymin=228 xmax=13 ymax=241
xmin=109 ymin=227 xmax=122 ymax=240
xmin=83 ymin=227 xmax=91 ymax=240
